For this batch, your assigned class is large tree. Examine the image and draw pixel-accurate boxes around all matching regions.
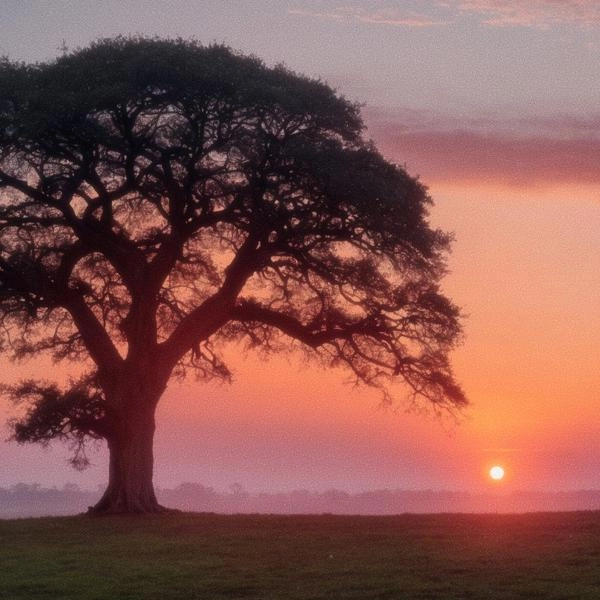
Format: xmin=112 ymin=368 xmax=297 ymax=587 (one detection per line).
xmin=0 ymin=38 xmax=465 ymax=514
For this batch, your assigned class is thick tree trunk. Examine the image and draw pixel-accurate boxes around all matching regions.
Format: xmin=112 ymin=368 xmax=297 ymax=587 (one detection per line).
xmin=89 ymin=405 xmax=167 ymax=514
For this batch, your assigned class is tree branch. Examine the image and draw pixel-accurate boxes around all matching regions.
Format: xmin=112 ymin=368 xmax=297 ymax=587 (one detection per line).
xmin=62 ymin=292 xmax=123 ymax=372
xmin=230 ymin=299 xmax=376 ymax=348
xmin=159 ymin=231 xmax=263 ymax=366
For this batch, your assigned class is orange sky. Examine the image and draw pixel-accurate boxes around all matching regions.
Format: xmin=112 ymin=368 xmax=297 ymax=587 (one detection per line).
xmin=431 ymin=183 xmax=600 ymax=489
xmin=0 ymin=1 xmax=599 ymax=494
xmin=2 ymin=188 xmax=598 ymax=494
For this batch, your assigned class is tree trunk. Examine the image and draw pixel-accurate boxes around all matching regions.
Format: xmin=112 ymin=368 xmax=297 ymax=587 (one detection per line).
xmin=90 ymin=404 xmax=167 ymax=514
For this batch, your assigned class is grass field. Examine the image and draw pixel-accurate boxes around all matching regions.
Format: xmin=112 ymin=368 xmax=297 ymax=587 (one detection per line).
xmin=1 ymin=511 xmax=599 ymax=599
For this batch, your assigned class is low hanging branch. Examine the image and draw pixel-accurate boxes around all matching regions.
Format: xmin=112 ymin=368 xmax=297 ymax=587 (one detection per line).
xmin=6 ymin=375 xmax=107 ymax=470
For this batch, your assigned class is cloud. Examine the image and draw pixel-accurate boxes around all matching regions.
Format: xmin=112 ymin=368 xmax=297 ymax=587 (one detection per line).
xmin=366 ymin=108 xmax=600 ymax=187
xmin=288 ymin=6 xmax=451 ymax=28
xmin=290 ymin=2 xmax=600 ymax=29
xmin=456 ymin=0 xmax=600 ymax=28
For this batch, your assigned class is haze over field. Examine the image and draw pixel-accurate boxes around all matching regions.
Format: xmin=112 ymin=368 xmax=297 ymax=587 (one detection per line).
xmin=0 ymin=1 xmax=598 ymax=503
xmin=2 ymin=483 xmax=600 ymax=519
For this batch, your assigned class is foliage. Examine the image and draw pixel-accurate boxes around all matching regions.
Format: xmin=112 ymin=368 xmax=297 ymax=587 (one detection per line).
xmin=5 ymin=376 xmax=105 ymax=469
xmin=0 ymin=37 xmax=465 ymax=471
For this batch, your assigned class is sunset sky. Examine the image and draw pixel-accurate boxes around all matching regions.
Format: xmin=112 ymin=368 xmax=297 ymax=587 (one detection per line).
xmin=1 ymin=1 xmax=598 ymax=495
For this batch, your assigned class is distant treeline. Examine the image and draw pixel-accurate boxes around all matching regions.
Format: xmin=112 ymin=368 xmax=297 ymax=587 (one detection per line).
xmin=1 ymin=483 xmax=599 ymax=518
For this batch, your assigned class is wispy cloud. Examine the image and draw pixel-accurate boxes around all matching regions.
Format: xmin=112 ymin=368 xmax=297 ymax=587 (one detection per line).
xmin=456 ymin=0 xmax=600 ymax=28
xmin=289 ymin=6 xmax=452 ymax=28
xmin=366 ymin=108 xmax=600 ymax=187
xmin=290 ymin=2 xmax=600 ymax=29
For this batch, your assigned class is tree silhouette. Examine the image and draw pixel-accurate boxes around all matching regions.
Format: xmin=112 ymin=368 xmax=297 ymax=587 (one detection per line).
xmin=0 ymin=38 xmax=465 ymax=513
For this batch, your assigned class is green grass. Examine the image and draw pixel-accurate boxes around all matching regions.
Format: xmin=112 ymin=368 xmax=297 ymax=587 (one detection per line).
xmin=1 ymin=512 xmax=599 ymax=599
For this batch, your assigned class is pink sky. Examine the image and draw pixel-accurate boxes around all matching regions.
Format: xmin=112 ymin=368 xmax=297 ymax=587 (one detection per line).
xmin=0 ymin=1 xmax=598 ymax=495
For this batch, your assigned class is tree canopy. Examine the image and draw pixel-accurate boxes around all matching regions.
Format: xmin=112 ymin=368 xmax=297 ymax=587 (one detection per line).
xmin=0 ymin=38 xmax=465 ymax=512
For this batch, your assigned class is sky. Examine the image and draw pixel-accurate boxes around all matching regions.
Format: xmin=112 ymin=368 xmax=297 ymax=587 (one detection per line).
xmin=0 ymin=0 xmax=598 ymax=496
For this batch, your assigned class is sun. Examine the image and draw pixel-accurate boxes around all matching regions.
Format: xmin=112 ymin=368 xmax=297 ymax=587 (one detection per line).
xmin=489 ymin=465 xmax=505 ymax=481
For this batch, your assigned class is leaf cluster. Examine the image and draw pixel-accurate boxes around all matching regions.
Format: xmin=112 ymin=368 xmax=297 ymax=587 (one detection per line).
xmin=6 ymin=375 xmax=106 ymax=469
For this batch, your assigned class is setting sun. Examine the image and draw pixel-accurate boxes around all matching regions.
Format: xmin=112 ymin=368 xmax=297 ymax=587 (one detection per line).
xmin=489 ymin=466 xmax=505 ymax=481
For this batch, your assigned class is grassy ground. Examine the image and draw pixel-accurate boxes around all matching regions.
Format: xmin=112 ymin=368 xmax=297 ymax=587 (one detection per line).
xmin=1 ymin=511 xmax=599 ymax=599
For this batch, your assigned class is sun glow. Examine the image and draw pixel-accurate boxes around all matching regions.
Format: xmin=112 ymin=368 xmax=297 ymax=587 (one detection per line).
xmin=489 ymin=465 xmax=505 ymax=481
